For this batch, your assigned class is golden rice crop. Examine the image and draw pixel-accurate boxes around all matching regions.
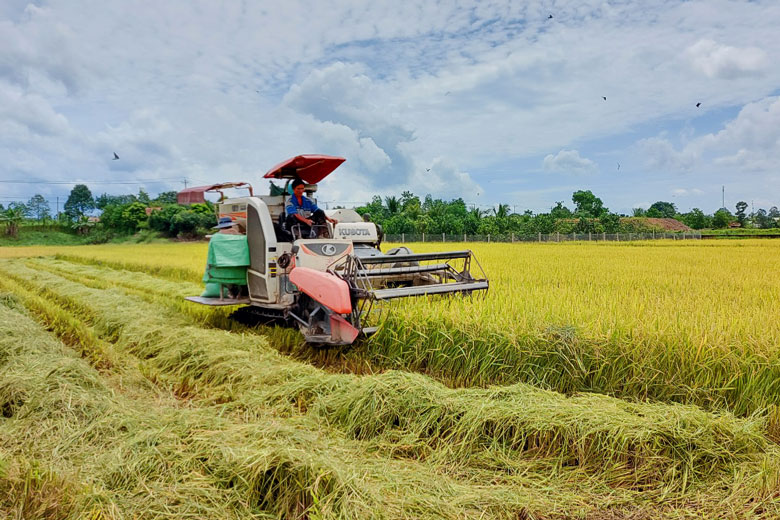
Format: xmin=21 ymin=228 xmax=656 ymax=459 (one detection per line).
xmin=3 ymin=254 xmax=780 ymax=518
xmin=34 ymin=239 xmax=780 ymax=414
xmin=40 ymin=240 xmax=780 ymax=358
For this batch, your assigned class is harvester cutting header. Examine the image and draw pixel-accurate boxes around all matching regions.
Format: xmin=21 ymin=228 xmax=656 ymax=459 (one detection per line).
xmin=179 ymin=155 xmax=489 ymax=345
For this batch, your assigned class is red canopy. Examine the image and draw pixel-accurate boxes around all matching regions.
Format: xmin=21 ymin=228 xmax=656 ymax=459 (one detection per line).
xmin=263 ymin=155 xmax=345 ymax=184
xmin=177 ymin=182 xmax=253 ymax=204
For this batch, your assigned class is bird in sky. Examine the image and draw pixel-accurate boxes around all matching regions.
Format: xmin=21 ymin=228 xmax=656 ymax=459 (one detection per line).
xmin=602 ymin=96 xmax=607 ymax=101
xmin=426 ymin=168 xmax=431 ymax=172
xmin=113 ymin=152 xmax=120 ymax=160
xmin=696 ymin=102 xmax=701 ymax=107
xmin=617 ymin=162 xmax=621 ymax=170
xmin=548 ymin=14 xmax=553 ymax=19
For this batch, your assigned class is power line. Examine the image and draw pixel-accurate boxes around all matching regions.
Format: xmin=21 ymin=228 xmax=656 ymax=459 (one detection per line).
xmin=0 ymin=178 xmax=184 ymax=185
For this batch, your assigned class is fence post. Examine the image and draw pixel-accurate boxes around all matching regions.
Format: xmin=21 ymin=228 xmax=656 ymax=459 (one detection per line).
xmin=422 ymin=232 xmax=425 ymax=242
xmin=652 ymin=229 xmax=655 ymax=239
xmin=442 ymin=232 xmax=445 ymax=242
xmin=464 ymin=233 xmax=466 ymax=242
xmin=538 ymin=232 xmax=541 ymax=242
xmin=488 ymin=234 xmax=491 ymax=243
xmin=556 ymin=232 xmax=560 ymax=242
xmin=602 ymin=232 xmax=606 ymax=241
xmin=402 ymin=233 xmax=405 ymax=243
xmin=589 ymin=232 xmax=592 ymax=241
xmin=616 ymin=233 xmax=619 ymax=242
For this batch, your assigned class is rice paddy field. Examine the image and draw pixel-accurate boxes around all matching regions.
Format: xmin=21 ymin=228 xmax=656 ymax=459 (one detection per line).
xmin=1 ymin=239 xmax=779 ymax=519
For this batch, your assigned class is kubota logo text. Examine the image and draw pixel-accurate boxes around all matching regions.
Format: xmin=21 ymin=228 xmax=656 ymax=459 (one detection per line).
xmin=338 ymin=228 xmax=370 ymax=236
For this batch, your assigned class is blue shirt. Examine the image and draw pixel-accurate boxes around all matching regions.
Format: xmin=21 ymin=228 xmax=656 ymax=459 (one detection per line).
xmin=286 ymin=195 xmax=319 ymax=217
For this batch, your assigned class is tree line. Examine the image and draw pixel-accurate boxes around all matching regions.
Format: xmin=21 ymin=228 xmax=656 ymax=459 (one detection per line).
xmin=2 ymin=184 xmax=778 ymax=240
xmin=1 ymin=184 xmax=216 ymax=241
xmin=354 ymin=191 xmax=780 ymax=236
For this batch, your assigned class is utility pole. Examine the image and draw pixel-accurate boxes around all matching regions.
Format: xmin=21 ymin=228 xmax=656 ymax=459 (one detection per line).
xmin=722 ymin=185 xmax=725 ymax=209
xmin=56 ymin=196 xmax=59 ymax=217
xmin=183 ymin=178 xmax=188 ymax=189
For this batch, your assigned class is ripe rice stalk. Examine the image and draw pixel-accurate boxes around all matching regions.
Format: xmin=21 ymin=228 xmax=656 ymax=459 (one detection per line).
xmin=0 ymin=300 xmax=664 ymax=518
xmin=46 ymin=240 xmax=780 ymax=416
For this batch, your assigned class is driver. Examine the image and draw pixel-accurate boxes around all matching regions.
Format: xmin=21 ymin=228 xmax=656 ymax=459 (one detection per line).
xmin=285 ymin=179 xmax=338 ymax=238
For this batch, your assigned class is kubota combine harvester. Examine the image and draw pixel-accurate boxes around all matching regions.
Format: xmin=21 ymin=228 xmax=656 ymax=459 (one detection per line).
xmin=179 ymin=155 xmax=489 ymax=345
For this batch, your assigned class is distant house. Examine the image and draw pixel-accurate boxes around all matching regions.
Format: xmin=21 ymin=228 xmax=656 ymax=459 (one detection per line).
xmin=728 ymin=221 xmax=741 ymax=228
xmin=145 ymin=206 xmax=163 ymax=216
xmin=87 ymin=216 xmax=100 ymax=223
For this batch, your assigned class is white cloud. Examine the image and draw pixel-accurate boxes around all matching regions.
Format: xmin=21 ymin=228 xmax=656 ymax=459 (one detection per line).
xmin=671 ymin=188 xmax=703 ymax=196
xmin=0 ymin=5 xmax=94 ymax=94
xmin=92 ymin=109 xmax=180 ymax=172
xmin=542 ymin=150 xmax=597 ymax=174
xmin=0 ymin=83 xmax=71 ymax=137
xmin=686 ymin=39 xmax=767 ymax=79
xmin=639 ymin=96 xmax=780 ymax=174
xmin=284 ymin=62 xmax=481 ymax=198
xmin=284 ymin=62 xmax=415 ymax=186
xmin=638 ymin=136 xmax=698 ymax=172
xmin=412 ymin=157 xmax=483 ymax=200
xmin=2 ymin=0 xmax=780 ymax=212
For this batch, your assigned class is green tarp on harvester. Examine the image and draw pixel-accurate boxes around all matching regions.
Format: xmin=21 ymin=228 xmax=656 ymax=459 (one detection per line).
xmin=202 ymin=233 xmax=250 ymax=286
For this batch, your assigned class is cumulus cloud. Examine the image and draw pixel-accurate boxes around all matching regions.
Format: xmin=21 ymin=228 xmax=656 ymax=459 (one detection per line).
xmin=412 ymin=157 xmax=482 ymax=199
xmin=639 ymin=96 xmax=780 ymax=174
xmin=0 ymin=84 xmax=71 ymax=137
xmin=0 ymin=5 xmax=94 ymax=94
xmin=638 ymin=136 xmax=698 ymax=172
xmin=708 ymin=96 xmax=780 ymax=169
xmin=92 ymin=109 xmax=181 ymax=173
xmin=686 ymin=39 xmax=767 ymax=79
xmin=284 ymin=62 xmax=481 ymax=197
xmin=672 ymin=188 xmax=703 ymax=196
xmin=283 ymin=62 xmax=415 ymax=186
xmin=3 ymin=1 xmax=780 ymax=211
xmin=542 ymin=149 xmax=597 ymax=174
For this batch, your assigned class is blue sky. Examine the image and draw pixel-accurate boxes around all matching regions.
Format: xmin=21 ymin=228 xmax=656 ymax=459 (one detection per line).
xmin=1 ymin=0 xmax=779 ymax=215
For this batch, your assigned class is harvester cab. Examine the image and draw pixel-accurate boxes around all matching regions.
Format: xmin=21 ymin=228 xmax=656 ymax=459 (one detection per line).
xmin=181 ymin=154 xmax=488 ymax=345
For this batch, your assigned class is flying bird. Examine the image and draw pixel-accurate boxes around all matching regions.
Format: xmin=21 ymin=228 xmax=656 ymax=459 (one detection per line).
xmin=696 ymin=102 xmax=701 ymax=107
xmin=426 ymin=168 xmax=431 ymax=172
xmin=113 ymin=152 xmax=120 ymax=160
xmin=602 ymin=96 xmax=607 ymax=101
xmin=617 ymin=163 xmax=621 ymax=170
xmin=548 ymin=14 xmax=553 ymax=19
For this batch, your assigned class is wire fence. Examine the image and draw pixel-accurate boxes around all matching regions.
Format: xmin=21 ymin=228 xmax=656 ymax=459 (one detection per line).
xmin=385 ymin=231 xmax=703 ymax=243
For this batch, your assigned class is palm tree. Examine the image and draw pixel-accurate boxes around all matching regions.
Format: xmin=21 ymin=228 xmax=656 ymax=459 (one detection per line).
xmin=384 ymin=196 xmax=400 ymax=215
xmin=469 ymin=206 xmax=488 ymax=220
xmin=493 ymin=204 xmax=510 ymax=219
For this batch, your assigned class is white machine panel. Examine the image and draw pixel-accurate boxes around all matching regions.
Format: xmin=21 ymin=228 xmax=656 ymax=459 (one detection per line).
xmin=333 ymin=222 xmax=379 ymax=243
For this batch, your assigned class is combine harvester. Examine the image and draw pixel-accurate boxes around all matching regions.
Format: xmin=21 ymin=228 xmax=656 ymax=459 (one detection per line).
xmin=179 ymin=155 xmax=488 ymax=345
